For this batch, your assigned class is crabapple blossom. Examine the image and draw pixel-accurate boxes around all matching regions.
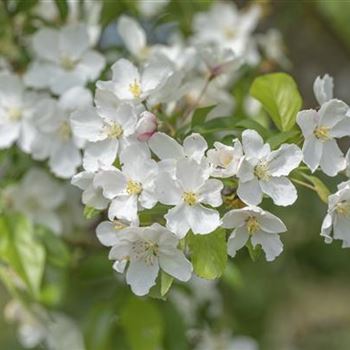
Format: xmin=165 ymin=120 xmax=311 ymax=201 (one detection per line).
xmin=71 ymin=97 xmax=138 ymax=171
xmin=207 ymin=138 xmax=243 ymax=178
xmin=0 ymin=72 xmax=44 ymax=152
xmin=31 ymin=86 xmax=92 ymax=178
xmin=108 ymin=223 xmax=193 ymax=296
xmin=156 ymin=158 xmax=223 ymax=238
xmin=237 ymin=130 xmax=303 ymax=206
xmin=3 ymin=169 xmax=65 ymax=234
xmin=222 ymin=206 xmax=287 ymax=261
xmin=93 ymin=144 xmax=158 ymax=223
xmin=321 ymin=181 xmax=350 ymax=247
xmin=296 ymin=99 xmax=350 ymax=176
xmin=24 ymin=24 xmax=105 ymax=95
xmin=313 ymin=74 xmax=334 ymax=106
xmin=96 ymin=57 xmax=173 ymax=103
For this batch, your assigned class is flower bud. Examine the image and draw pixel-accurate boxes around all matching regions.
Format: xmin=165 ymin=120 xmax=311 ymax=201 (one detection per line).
xmin=136 ymin=111 xmax=158 ymax=141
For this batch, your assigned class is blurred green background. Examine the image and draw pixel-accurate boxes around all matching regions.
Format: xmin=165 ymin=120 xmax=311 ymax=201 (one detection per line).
xmin=1 ymin=1 xmax=350 ymax=349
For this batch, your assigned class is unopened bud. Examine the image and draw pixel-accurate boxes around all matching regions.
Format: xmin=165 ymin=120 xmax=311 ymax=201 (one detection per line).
xmin=136 ymin=111 xmax=158 ymax=141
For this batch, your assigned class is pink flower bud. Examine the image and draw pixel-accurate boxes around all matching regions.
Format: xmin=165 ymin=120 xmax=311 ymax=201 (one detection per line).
xmin=136 ymin=111 xmax=158 ymax=141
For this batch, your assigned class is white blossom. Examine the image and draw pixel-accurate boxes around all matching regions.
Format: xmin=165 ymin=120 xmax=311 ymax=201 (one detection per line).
xmin=207 ymin=139 xmax=243 ymax=178
xmin=321 ymin=180 xmax=350 ymax=247
xmin=156 ymin=158 xmax=223 ymax=238
xmin=94 ymin=144 xmax=158 ymax=223
xmin=237 ymin=130 xmax=303 ymax=206
xmin=108 ymin=223 xmax=193 ymax=296
xmin=96 ymin=57 xmax=173 ymax=103
xmin=3 ymin=169 xmax=65 ymax=234
xmin=24 ymin=24 xmax=105 ymax=95
xmin=222 ymin=206 xmax=287 ymax=261
xmin=71 ymin=93 xmax=139 ymax=171
xmin=297 ymin=99 xmax=350 ymax=176
xmin=135 ymin=111 xmax=158 ymax=141
xmin=0 ymin=72 xmax=44 ymax=152
xmin=31 ymin=86 xmax=92 ymax=178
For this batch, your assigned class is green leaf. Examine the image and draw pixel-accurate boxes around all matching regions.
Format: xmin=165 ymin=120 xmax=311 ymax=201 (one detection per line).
xmin=301 ymin=174 xmax=330 ymax=203
xmin=191 ymin=105 xmax=216 ymax=128
xmin=234 ymin=119 xmax=271 ymax=139
xmin=192 ymin=116 xmax=239 ymax=135
xmin=0 ymin=214 xmax=45 ymax=297
xmin=188 ymin=228 xmax=227 ymax=279
xmin=121 ymin=297 xmax=163 ymax=350
xmin=250 ymin=73 xmax=302 ymax=131
xmin=267 ymin=129 xmax=301 ymax=149
xmin=53 ymin=0 xmax=68 ymax=20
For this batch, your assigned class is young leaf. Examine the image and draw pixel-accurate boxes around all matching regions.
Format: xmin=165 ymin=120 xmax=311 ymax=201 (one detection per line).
xmin=160 ymin=272 xmax=174 ymax=297
xmin=191 ymin=105 xmax=216 ymax=128
xmin=250 ymin=73 xmax=302 ymax=131
xmin=267 ymin=129 xmax=301 ymax=149
xmin=188 ymin=228 xmax=227 ymax=279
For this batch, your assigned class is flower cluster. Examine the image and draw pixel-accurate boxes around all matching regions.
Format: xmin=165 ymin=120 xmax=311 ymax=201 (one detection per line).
xmin=1 ymin=0 xmax=350 ymax=302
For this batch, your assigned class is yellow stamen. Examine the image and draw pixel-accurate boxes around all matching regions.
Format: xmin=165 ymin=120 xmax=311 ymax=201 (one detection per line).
xmin=183 ymin=191 xmax=197 ymax=206
xmin=246 ymin=216 xmax=260 ymax=235
xmin=60 ymin=56 xmax=77 ymax=71
xmin=58 ymin=121 xmax=71 ymax=141
xmin=335 ymin=201 xmax=350 ymax=216
xmin=8 ymin=107 xmax=22 ymax=121
xmin=126 ymin=180 xmax=142 ymax=195
xmin=106 ymin=122 xmax=123 ymax=139
xmin=129 ymin=79 xmax=142 ymax=98
xmin=254 ymin=161 xmax=270 ymax=181
xmin=314 ymin=126 xmax=330 ymax=141
xmin=224 ymin=27 xmax=235 ymax=39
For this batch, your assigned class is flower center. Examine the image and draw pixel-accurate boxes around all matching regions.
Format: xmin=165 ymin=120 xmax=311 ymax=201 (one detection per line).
xmin=335 ymin=201 xmax=350 ymax=216
xmin=129 ymin=79 xmax=142 ymax=98
xmin=183 ymin=191 xmax=197 ymax=206
xmin=224 ymin=27 xmax=236 ymax=39
xmin=58 ymin=121 xmax=71 ymax=141
xmin=254 ymin=161 xmax=270 ymax=181
xmin=105 ymin=122 xmax=123 ymax=139
xmin=7 ymin=107 xmax=22 ymax=121
xmin=113 ymin=220 xmax=127 ymax=230
xmin=126 ymin=180 xmax=142 ymax=195
xmin=246 ymin=216 xmax=260 ymax=235
xmin=60 ymin=56 xmax=78 ymax=71
xmin=314 ymin=125 xmax=330 ymax=141
xmin=219 ymin=152 xmax=233 ymax=168
xmin=131 ymin=240 xmax=159 ymax=265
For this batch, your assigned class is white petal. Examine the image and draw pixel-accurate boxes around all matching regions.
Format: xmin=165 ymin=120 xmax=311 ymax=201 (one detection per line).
xmin=321 ymin=213 xmax=333 ymax=243
xmin=334 ymin=216 xmax=350 ymax=244
xmin=108 ymin=195 xmax=138 ymax=222
xmin=268 ymin=144 xmax=303 ymax=176
xmin=32 ymin=28 xmax=59 ymax=62
xmin=176 ymin=158 xmax=206 ymax=191
xmin=183 ymin=133 xmax=208 ymax=162
xmin=148 ymin=132 xmax=184 ymax=160
xmin=76 ymin=50 xmax=105 ymax=81
xmin=94 ymin=169 xmax=127 ymax=199
xmin=126 ymin=260 xmax=159 ymax=296
xmin=313 ymin=74 xmax=333 ymax=105
xmin=222 ymin=209 xmax=250 ymax=229
xmin=156 ymin=172 xmax=182 ymax=205
xmin=242 ymin=129 xmax=270 ymax=159
xmin=117 ymin=16 xmax=146 ymax=58
xmin=96 ymin=221 xmax=120 ymax=246
xmin=82 ymin=186 xmax=109 ymax=210
xmin=70 ymin=107 xmax=105 ymax=142
xmin=236 ymin=158 xmax=255 ymax=182
xmin=330 ymin=117 xmax=350 ymax=138
xmin=251 ymin=232 xmax=283 ymax=261
xmin=319 ymin=99 xmax=348 ymax=128
xmin=227 ymin=226 xmax=249 ymax=257
xmin=0 ymin=122 xmax=20 ymax=148
xmin=165 ymin=204 xmax=190 ymax=238
xmin=185 ymin=204 xmax=221 ymax=235
xmin=296 ymin=109 xmax=318 ymax=137
xmin=59 ymin=23 xmax=90 ymax=59
xmin=319 ymin=139 xmax=345 ymax=177
xmin=257 ymin=211 xmax=287 ymax=233
xmin=237 ymin=178 xmax=263 ymax=206
xmin=59 ymin=86 xmax=92 ymax=111
xmin=83 ymin=139 xmax=119 ymax=172
xmin=159 ymin=250 xmax=192 ymax=282
xmin=260 ymin=176 xmax=297 ymax=206
xmin=112 ymin=103 xmax=138 ymax=135
xmin=302 ymin=136 xmax=323 ymax=172
xmin=198 ymin=179 xmax=223 ymax=207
